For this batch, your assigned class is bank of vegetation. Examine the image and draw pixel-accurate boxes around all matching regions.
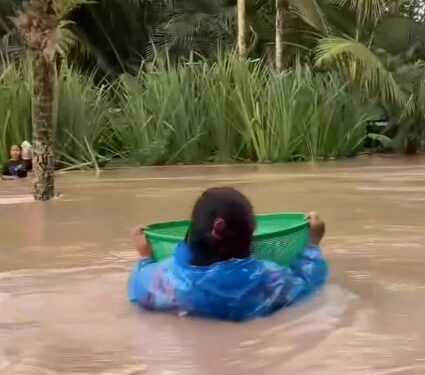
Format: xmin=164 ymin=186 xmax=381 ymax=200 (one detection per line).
xmin=0 ymin=0 xmax=425 ymax=198
xmin=0 ymin=58 xmax=379 ymax=167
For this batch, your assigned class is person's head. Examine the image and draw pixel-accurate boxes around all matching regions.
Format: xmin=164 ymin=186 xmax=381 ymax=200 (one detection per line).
xmin=187 ymin=187 xmax=256 ymax=266
xmin=9 ymin=144 xmax=22 ymax=161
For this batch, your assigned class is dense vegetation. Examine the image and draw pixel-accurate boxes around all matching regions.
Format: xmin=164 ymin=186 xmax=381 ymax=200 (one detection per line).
xmin=1 ymin=58 xmax=378 ymax=167
xmin=1 ymin=0 xmax=425 ymax=173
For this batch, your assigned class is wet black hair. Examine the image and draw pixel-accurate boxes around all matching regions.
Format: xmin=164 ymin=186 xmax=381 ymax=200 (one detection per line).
xmin=186 ymin=187 xmax=256 ymax=266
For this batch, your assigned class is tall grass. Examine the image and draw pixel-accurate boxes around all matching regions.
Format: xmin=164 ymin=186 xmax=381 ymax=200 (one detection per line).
xmin=56 ymin=67 xmax=115 ymax=171
xmin=0 ymin=61 xmax=31 ymax=161
xmin=0 ymin=62 xmax=114 ymax=170
xmin=0 ymin=56 xmax=378 ymax=168
xmin=111 ymin=59 xmax=378 ymax=163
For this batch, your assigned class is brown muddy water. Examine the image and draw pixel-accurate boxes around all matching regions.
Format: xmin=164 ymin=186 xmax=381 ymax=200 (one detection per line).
xmin=0 ymin=156 xmax=424 ymax=375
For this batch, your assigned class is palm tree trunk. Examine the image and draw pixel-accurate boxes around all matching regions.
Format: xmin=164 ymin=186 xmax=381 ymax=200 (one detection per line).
xmin=30 ymin=0 xmax=56 ymax=201
xmin=14 ymin=0 xmax=58 ymax=200
xmin=390 ymin=0 xmax=401 ymax=14
xmin=32 ymin=50 xmax=56 ymax=200
xmin=237 ymin=0 xmax=247 ymax=59
xmin=275 ymin=0 xmax=285 ymax=71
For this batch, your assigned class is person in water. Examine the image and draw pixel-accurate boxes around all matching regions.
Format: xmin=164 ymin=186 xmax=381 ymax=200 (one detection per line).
xmin=1 ymin=144 xmax=32 ymax=180
xmin=128 ymin=187 xmax=328 ymax=321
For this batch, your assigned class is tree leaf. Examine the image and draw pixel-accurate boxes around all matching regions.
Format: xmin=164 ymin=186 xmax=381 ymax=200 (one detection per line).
xmin=315 ymin=36 xmax=409 ymax=108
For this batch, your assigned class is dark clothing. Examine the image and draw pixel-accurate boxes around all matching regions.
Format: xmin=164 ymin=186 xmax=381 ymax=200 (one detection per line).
xmin=23 ymin=159 xmax=32 ymax=172
xmin=2 ymin=159 xmax=29 ymax=178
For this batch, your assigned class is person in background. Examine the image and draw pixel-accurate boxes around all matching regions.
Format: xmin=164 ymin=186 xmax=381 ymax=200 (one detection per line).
xmin=1 ymin=144 xmax=30 ymax=180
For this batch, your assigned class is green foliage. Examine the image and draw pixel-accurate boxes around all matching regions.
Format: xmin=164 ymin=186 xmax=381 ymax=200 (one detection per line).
xmin=56 ymin=66 xmax=115 ymax=171
xmin=400 ymin=0 xmax=425 ymax=23
xmin=0 ymin=58 xmax=377 ymax=167
xmin=110 ymin=58 xmax=376 ymax=164
xmin=0 ymin=60 xmax=31 ymax=162
xmin=315 ymin=37 xmax=408 ymax=108
xmin=54 ymin=0 xmax=94 ymax=19
xmin=2 ymin=0 xmax=425 ymax=162
xmin=0 ymin=60 xmax=114 ymax=169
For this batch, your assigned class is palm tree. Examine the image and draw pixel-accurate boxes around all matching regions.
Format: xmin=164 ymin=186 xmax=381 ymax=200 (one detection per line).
xmin=237 ymin=0 xmax=247 ymax=58
xmin=275 ymin=0 xmax=285 ymax=70
xmin=66 ymin=0 xmax=266 ymax=71
xmin=311 ymin=0 xmax=425 ymax=152
xmin=4 ymin=0 xmax=425 ymax=160
xmin=13 ymin=0 xmax=88 ymax=200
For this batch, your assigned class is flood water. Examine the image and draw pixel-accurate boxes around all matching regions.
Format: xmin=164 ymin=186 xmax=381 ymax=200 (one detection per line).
xmin=0 ymin=156 xmax=424 ymax=374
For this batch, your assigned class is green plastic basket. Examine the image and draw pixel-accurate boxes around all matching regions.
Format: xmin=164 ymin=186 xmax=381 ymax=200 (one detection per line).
xmin=145 ymin=213 xmax=309 ymax=266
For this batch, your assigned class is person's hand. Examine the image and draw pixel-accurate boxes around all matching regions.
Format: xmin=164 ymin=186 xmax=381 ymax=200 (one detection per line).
xmin=307 ymin=211 xmax=325 ymax=246
xmin=133 ymin=225 xmax=153 ymax=258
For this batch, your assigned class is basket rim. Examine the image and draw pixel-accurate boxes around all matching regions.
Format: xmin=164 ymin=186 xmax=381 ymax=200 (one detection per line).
xmin=145 ymin=212 xmax=308 ymax=242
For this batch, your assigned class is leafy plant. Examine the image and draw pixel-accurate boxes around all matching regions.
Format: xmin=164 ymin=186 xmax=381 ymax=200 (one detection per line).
xmin=108 ymin=57 xmax=377 ymax=164
xmin=0 ymin=59 xmax=31 ymax=161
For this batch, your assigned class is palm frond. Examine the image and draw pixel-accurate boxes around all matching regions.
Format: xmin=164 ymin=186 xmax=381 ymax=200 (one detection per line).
xmin=56 ymin=21 xmax=79 ymax=56
xmin=54 ymin=0 xmax=94 ymax=19
xmin=331 ymin=0 xmax=386 ymax=25
xmin=291 ymin=0 xmax=331 ymax=34
xmin=395 ymin=61 xmax=425 ymax=115
xmin=315 ymin=36 xmax=409 ymax=108
xmin=146 ymin=0 xmax=236 ymax=61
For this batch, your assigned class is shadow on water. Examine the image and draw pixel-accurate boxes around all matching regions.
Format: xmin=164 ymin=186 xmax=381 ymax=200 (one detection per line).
xmin=0 ymin=156 xmax=424 ymax=374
